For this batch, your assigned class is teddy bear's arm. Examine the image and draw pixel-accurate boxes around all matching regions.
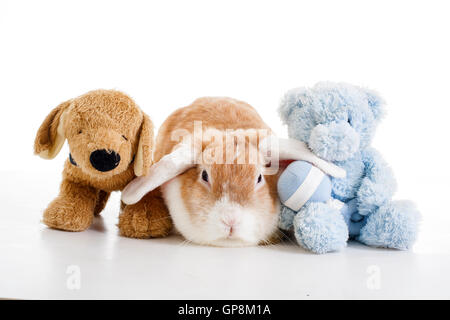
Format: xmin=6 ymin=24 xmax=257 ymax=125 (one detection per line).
xmin=356 ymin=148 xmax=397 ymax=216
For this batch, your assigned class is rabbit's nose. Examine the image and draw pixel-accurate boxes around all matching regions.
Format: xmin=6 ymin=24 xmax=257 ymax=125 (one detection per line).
xmin=90 ymin=149 xmax=121 ymax=172
xmin=222 ymin=218 xmax=236 ymax=227
xmin=222 ymin=216 xmax=240 ymax=229
xmin=222 ymin=218 xmax=238 ymax=236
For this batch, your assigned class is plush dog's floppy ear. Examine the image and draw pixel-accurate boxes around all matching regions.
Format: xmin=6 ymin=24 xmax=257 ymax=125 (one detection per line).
xmin=34 ymin=100 xmax=71 ymax=159
xmin=134 ymin=113 xmax=154 ymax=177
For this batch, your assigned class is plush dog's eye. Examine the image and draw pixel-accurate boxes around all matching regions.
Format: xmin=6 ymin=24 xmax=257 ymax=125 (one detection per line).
xmin=122 ymin=135 xmax=128 ymax=141
xmin=201 ymin=170 xmax=209 ymax=183
xmin=257 ymin=174 xmax=263 ymax=184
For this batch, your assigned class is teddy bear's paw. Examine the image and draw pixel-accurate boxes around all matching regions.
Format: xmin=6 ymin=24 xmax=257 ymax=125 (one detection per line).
xmin=293 ymin=202 xmax=349 ymax=254
xmin=119 ymin=205 xmax=173 ymax=239
xmin=357 ymin=177 xmax=396 ymax=216
xmin=43 ymin=197 xmax=94 ymax=231
xmin=358 ymin=200 xmax=421 ymax=250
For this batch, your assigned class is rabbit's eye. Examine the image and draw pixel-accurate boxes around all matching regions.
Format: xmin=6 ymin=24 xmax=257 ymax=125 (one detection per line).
xmin=201 ymin=170 xmax=209 ymax=183
xmin=257 ymin=174 xmax=263 ymax=184
xmin=122 ymin=135 xmax=128 ymax=141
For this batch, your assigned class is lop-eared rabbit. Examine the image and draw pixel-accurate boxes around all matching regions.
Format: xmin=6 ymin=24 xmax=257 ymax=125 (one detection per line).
xmin=122 ymin=97 xmax=344 ymax=246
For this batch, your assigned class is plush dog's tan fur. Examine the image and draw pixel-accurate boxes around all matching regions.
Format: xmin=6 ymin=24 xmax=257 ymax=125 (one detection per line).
xmin=34 ymin=89 xmax=172 ymax=237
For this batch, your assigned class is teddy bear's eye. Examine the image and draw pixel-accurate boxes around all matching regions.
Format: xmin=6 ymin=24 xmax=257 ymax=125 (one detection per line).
xmin=122 ymin=135 xmax=128 ymax=141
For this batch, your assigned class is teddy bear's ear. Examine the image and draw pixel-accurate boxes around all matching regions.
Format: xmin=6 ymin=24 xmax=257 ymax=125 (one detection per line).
xmin=278 ymin=87 xmax=307 ymax=124
xmin=34 ymin=100 xmax=71 ymax=159
xmin=364 ymin=88 xmax=386 ymax=121
xmin=134 ymin=113 xmax=154 ymax=177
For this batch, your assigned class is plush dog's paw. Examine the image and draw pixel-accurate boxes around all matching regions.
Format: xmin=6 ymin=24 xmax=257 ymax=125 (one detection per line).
xmin=119 ymin=201 xmax=173 ymax=239
xmin=43 ymin=197 xmax=94 ymax=231
xmin=293 ymin=202 xmax=349 ymax=254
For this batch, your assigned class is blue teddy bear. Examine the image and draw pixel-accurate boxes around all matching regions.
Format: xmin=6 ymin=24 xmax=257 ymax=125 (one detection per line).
xmin=277 ymin=82 xmax=420 ymax=254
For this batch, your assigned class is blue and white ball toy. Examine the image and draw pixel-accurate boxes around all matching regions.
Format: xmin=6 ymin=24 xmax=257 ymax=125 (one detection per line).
xmin=278 ymin=160 xmax=333 ymax=211
xmin=278 ymin=161 xmax=364 ymax=253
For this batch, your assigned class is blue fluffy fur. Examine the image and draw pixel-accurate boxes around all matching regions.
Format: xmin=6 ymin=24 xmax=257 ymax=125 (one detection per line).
xmin=293 ymin=202 xmax=348 ymax=254
xmin=358 ymin=200 xmax=420 ymax=249
xmin=279 ymin=206 xmax=296 ymax=231
xmin=278 ymin=82 xmax=420 ymax=253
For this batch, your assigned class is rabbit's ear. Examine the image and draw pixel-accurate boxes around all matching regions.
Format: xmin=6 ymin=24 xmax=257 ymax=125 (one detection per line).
xmin=134 ymin=113 xmax=154 ymax=177
xmin=122 ymin=143 xmax=199 ymax=205
xmin=34 ymin=100 xmax=71 ymax=159
xmin=364 ymin=88 xmax=385 ymax=120
xmin=259 ymin=136 xmax=346 ymax=178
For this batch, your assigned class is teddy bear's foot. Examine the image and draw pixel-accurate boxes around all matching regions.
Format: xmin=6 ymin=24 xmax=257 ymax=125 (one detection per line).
xmin=118 ymin=189 xmax=173 ymax=239
xmin=43 ymin=197 xmax=95 ymax=232
xmin=358 ymin=200 xmax=420 ymax=250
xmin=293 ymin=202 xmax=349 ymax=254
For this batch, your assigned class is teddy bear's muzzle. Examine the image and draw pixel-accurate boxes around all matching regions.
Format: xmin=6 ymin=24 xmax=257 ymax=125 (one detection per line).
xmin=308 ymin=121 xmax=360 ymax=162
xmin=89 ymin=149 xmax=121 ymax=172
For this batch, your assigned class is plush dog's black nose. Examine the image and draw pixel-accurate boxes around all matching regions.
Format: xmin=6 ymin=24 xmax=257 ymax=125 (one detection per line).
xmin=90 ymin=149 xmax=121 ymax=172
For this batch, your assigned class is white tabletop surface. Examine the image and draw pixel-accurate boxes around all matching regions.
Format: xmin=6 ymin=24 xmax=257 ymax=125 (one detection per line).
xmin=1 ymin=170 xmax=449 ymax=300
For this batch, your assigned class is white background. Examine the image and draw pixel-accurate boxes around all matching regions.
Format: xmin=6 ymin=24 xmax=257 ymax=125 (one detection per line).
xmin=1 ymin=0 xmax=449 ymax=299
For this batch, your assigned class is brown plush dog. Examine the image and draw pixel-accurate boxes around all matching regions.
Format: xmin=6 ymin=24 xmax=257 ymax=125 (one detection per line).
xmin=34 ymin=89 xmax=172 ymax=238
